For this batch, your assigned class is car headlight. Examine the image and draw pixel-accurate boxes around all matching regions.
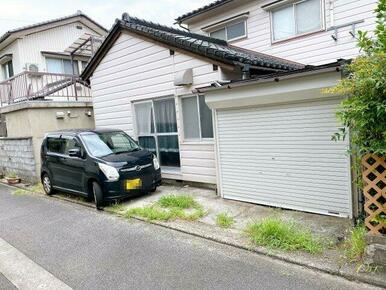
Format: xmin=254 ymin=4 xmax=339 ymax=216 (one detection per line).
xmin=153 ymin=155 xmax=160 ymax=170
xmin=98 ymin=163 xmax=120 ymax=181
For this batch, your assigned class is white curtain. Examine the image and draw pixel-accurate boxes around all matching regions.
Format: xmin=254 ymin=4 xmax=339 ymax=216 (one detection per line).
xmin=296 ymin=0 xmax=321 ymax=34
xmin=273 ymin=5 xmax=295 ymax=40
xmin=153 ymin=98 xmax=177 ymax=133
xmin=135 ymin=102 xmax=153 ymax=135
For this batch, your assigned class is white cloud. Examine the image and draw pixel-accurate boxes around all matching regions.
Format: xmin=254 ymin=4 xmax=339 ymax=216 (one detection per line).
xmin=0 ymin=0 xmax=214 ymax=35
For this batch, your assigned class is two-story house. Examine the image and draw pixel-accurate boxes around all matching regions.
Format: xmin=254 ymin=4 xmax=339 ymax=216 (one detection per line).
xmin=81 ymin=0 xmax=378 ymax=218
xmin=0 ymin=12 xmax=107 ymax=181
xmin=0 ymin=11 xmax=107 ymax=110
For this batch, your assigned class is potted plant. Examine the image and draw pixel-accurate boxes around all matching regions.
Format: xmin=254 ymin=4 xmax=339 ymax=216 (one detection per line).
xmin=6 ymin=172 xmax=21 ymax=184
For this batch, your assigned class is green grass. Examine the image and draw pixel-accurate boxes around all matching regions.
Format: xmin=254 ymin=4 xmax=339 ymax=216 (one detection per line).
xmin=244 ymin=217 xmax=325 ymax=254
xmin=343 ymin=224 xmax=367 ymax=262
xmin=216 ymin=212 xmax=235 ymax=228
xmin=158 ymin=195 xmax=199 ymax=209
xmin=125 ymin=195 xmax=206 ymax=222
xmin=125 ymin=206 xmax=179 ymax=221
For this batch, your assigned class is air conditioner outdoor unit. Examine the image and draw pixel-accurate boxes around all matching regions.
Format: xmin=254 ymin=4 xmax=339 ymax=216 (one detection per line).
xmin=27 ymin=63 xmax=39 ymax=72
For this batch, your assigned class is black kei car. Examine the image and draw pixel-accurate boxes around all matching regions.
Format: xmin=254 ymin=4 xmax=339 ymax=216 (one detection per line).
xmin=40 ymin=129 xmax=162 ymax=209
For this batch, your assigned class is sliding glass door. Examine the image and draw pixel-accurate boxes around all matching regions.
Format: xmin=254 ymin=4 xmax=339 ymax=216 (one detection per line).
xmin=134 ymin=98 xmax=180 ymax=168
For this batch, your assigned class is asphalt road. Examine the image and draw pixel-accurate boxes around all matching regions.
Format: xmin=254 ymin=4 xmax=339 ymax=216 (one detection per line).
xmin=0 ymin=184 xmax=379 ymax=290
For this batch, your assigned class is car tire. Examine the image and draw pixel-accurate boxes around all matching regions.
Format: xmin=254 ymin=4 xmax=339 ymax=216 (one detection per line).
xmin=42 ymin=173 xmax=54 ymax=196
xmin=92 ymin=181 xmax=104 ymax=210
xmin=149 ymin=186 xmax=157 ymax=193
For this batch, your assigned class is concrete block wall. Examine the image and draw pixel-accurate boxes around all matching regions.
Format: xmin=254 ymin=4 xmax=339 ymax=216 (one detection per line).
xmin=0 ymin=137 xmax=37 ymax=182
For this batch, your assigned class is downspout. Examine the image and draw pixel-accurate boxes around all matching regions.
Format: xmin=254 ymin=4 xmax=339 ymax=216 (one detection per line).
xmin=329 ymin=0 xmax=335 ymax=27
xmin=177 ymin=22 xmax=190 ymax=32
xmin=242 ymin=64 xmax=251 ymax=80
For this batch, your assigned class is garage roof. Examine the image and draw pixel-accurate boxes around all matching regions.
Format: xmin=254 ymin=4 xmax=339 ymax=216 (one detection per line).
xmin=82 ymin=14 xmax=304 ymax=80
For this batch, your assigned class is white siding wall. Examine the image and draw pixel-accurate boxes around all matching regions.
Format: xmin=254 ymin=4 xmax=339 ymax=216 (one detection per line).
xmin=16 ymin=21 xmax=98 ymax=73
xmin=188 ymin=0 xmax=378 ymax=65
xmin=90 ymin=33 xmax=220 ymax=184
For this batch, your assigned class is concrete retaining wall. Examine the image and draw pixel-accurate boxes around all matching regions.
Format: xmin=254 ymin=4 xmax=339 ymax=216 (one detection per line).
xmin=0 ymin=137 xmax=36 ymax=182
xmin=0 ymin=101 xmax=95 ymax=179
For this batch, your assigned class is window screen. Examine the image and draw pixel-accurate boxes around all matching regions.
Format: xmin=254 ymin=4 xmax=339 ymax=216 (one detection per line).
xmin=272 ymin=0 xmax=322 ymax=41
xmin=181 ymin=96 xmax=213 ymax=140
xmin=296 ymin=0 xmax=321 ymax=34
xmin=182 ymin=96 xmax=200 ymax=139
xmin=210 ymin=28 xmax=226 ymax=40
xmin=199 ymin=96 xmax=214 ymax=138
xmin=272 ymin=5 xmax=295 ymax=40
xmin=227 ymin=22 xmax=246 ymax=40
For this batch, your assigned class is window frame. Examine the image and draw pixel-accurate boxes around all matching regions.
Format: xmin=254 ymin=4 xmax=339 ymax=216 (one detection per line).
xmin=2 ymin=60 xmax=14 ymax=79
xmin=270 ymin=0 xmax=325 ymax=44
xmin=209 ymin=20 xmax=248 ymax=42
xmin=133 ymin=96 xmax=181 ymax=168
xmin=180 ymin=95 xmax=214 ymax=142
xmin=45 ymin=56 xmax=80 ymax=75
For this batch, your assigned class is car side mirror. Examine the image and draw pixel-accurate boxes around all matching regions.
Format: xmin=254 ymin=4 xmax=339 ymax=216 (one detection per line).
xmin=69 ymin=148 xmax=82 ymax=158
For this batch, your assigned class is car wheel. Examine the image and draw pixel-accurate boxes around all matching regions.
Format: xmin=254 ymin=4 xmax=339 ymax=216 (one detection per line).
xmin=92 ymin=181 xmax=104 ymax=210
xmin=149 ymin=186 xmax=157 ymax=193
xmin=42 ymin=173 xmax=54 ymax=196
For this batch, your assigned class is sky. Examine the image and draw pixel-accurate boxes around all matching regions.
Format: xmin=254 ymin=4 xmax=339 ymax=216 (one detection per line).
xmin=0 ymin=0 xmax=214 ymax=35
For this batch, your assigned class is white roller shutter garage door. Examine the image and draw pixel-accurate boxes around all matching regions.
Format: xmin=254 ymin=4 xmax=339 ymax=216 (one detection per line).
xmin=216 ymin=98 xmax=352 ymax=217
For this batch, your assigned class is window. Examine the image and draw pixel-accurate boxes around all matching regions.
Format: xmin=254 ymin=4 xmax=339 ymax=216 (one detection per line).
xmin=47 ymin=137 xmax=66 ymax=154
xmin=46 ymin=57 xmax=80 ymax=75
xmin=181 ymin=95 xmax=214 ymax=140
xmin=64 ymin=138 xmax=82 ymax=156
xmin=81 ymin=131 xmax=139 ymax=157
xmin=210 ymin=21 xmax=246 ymax=41
xmin=2 ymin=60 xmax=14 ymax=79
xmin=271 ymin=0 xmax=322 ymax=41
xmin=134 ymin=98 xmax=180 ymax=167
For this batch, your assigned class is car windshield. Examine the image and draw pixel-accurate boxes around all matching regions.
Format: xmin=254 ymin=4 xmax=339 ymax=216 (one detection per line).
xmin=81 ymin=131 xmax=140 ymax=157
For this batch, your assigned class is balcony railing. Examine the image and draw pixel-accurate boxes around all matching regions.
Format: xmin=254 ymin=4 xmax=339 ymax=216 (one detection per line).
xmin=0 ymin=71 xmax=92 ymax=106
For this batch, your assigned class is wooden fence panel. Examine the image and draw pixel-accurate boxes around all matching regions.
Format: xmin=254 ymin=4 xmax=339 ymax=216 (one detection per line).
xmin=362 ymin=154 xmax=386 ymax=235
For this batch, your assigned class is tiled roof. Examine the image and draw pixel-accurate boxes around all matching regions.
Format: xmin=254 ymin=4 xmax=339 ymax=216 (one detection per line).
xmin=82 ymin=14 xmax=304 ymax=80
xmin=0 ymin=11 xmax=107 ymax=45
xmin=120 ymin=15 xmax=303 ymax=71
xmin=175 ymin=0 xmax=233 ymax=23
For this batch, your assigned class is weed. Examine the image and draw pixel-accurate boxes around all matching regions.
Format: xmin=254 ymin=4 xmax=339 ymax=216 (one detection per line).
xmin=216 ymin=212 xmax=235 ymax=228
xmin=106 ymin=202 xmax=126 ymax=214
xmin=343 ymin=224 xmax=367 ymax=262
xmin=125 ymin=206 xmax=177 ymax=221
xmin=158 ymin=194 xmax=199 ymax=209
xmin=244 ymin=217 xmax=325 ymax=254
xmin=12 ymin=188 xmax=28 ymax=196
xmin=29 ymin=183 xmax=44 ymax=194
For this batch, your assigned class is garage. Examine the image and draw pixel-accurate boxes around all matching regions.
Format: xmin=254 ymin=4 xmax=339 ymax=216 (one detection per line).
xmin=203 ymin=65 xmax=353 ymax=218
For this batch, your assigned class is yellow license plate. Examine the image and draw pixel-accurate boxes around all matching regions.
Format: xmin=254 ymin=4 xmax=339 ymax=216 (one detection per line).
xmin=125 ymin=178 xmax=142 ymax=190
